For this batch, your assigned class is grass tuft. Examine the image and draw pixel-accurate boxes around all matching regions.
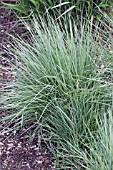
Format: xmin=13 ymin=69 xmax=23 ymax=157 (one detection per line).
xmin=1 ymin=14 xmax=113 ymax=169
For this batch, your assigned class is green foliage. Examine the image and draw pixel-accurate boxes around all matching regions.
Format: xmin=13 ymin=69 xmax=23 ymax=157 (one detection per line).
xmin=47 ymin=109 xmax=113 ymax=169
xmin=88 ymin=110 xmax=113 ymax=170
xmin=1 ymin=0 xmax=112 ymax=18
xmin=1 ymin=14 xmax=113 ymax=169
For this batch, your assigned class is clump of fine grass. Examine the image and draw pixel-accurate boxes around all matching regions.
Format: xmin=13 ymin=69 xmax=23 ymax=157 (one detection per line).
xmin=44 ymin=15 xmax=113 ymax=169
xmin=47 ymin=108 xmax=113 ymax=170
xmin=87 ymin=109 xmax=113 ymax=170
xmin=1 ymin=14 xmax=113 ymax=168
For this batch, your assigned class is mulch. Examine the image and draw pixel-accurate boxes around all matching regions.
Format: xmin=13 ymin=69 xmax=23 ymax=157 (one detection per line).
xmin=0 ymin=130 xmax=55 ymax=170
xmin=0 ymin=2 xmax=56 ymax=170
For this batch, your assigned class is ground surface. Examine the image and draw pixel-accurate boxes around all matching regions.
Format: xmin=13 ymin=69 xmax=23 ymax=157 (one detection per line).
xmin=0 ymin=3 xmax=55 ymax=170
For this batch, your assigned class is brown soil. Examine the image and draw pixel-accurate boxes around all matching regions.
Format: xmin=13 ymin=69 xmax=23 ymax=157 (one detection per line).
xmin=0 ymin=2 xmax=56 ymax=170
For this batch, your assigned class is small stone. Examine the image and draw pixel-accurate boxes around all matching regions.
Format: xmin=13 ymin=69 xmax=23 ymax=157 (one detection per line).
xmin=0 ymin=142 xmax=4 ymax=146
xmin=7 ymin=143 xmax=13 ymax=150
xmin=38 ymin=156 xmax=43 ymax=160
xmin=35 ymin=151 xmax=41 ymax=155
xmin=44 ymin=159 xmax=50 ymax=164
xmin=37 ymin=160 xmax=43 ymax=164
xmin=7 ymin=45 xmax=10 ymax=48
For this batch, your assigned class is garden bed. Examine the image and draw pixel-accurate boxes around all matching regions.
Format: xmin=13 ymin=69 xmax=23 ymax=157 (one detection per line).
xmin=0 ymin=3 xmax=55 ymax=170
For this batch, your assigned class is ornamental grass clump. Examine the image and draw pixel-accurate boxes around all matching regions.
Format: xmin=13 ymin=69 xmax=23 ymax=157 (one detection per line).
xmin=47 ymin=109 xmax=113 ymax=169
xmin=1 ymin=14 xmax=113 ymax=169
xmin=44 ymin=15 xmax=113 ymax=169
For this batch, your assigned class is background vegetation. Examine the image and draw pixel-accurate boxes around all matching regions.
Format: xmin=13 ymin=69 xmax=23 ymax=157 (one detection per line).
xmin=1 ymin=0 xmax=113 ymax=18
